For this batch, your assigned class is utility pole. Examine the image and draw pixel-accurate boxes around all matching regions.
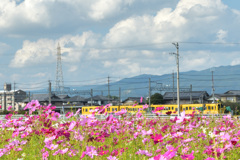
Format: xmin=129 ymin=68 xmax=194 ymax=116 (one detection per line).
xmin=190 ymin=84 xmax=192 ymax=104
xmin=171 ymin=42 xmax=180 ymax=116
xmin=119 ymin=87 xmax=121 ymax=107
xmin=211 ymin=70 xmax=215 ymax=103
xmin=91 ymin=89 xmax=93 ymax=106
xmin=13 ymin=82 xmax=15 ymax=110
xmin=172 ymin=71 xmax=175 ymax=104
xmin=108 ymin=76 xmax=110 ymax=103
xmin=3 ymin=90 xmax=6 ymax=111
xmin=149 ymin=78 xmax=151 ymax=112
xmin=48 ymin=80 xmax=51 ymax=104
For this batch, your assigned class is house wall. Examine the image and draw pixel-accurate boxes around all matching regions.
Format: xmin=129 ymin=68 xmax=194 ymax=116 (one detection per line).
xmin=221 ymin=96 xmax=239 ymax=102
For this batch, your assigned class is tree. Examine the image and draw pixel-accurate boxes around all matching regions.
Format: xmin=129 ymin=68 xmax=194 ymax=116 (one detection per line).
xmin=150 ymin=93 xmax=164 ymax=104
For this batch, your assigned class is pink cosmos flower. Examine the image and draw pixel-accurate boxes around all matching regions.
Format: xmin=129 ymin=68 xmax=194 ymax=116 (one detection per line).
xmin=5 ymin=113 xmax=12 ymax=120
xmin=7 ymin=106 xmax=12 ymax=111
xmin=140 ymin=97 xmax=143 ymax=103
xmin=181 ymin=150 xmax=194 ymax=160
xmin=42 ymin=151 xmax=49 ymax=160
xmin=115 ymin=109 xmax=127 ymax=116
xmin=99 ymin=150 xmax=109 ymax=156
xmin=24 ymin=100 xmax=40 ymax=111
xmin=151 ymin=133 xmax=163 ymax=144
xmin=142 ymin=138 xmax=150 ymax=144
xmin=176 ymin=111 xmax=185 ymax=123
xmin=68 ymin=149 xmax=77 ymax=157
xmin=85 ymin=146 xmax=98 ymax=159
xmin=45 ymin=144 xmax=58 ymax=150
xmin=142 ymin=129 xmax=153 ymax=136
xmin=20 ymin=132 xmax=29 ymax=139
xmin=65 ymin=112 xmax=73 ymax=119
xmin=68 ymin=121 xmax=76 ymax=131
xmin=219 ymin=132 xmax=230 ymax=143
xmin=12 ymin=131 xmax=19 ymax=138
xmin=205 ymin=158 xmax=215 ymax=160
xmin=172 ymin=132 xmax=183 ymax=138
xmin=60 ymin=148 xmax=68 ymax=154
xmin=107 ymin=155 xmax=118 ymax=160
xmin=50 ymin=112 xmax=61 ymax=121
xmin=136 ymin=149 xmax=152 ymax=157
xmin=74 ymin=108 xmax=81 ymax=116
xmin=143 ymin=104 xmax=148 ymax=109
xmin=163 ymin=145 xmax=178 ymax=159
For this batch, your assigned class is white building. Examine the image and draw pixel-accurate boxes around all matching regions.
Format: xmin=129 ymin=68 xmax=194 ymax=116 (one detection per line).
xmin=0 ymin=83 xmax=27 ymax=111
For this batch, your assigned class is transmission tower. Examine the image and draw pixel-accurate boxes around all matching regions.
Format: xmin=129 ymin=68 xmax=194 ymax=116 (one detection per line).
xmin=55 ymin=43 xmax=64 ymax=94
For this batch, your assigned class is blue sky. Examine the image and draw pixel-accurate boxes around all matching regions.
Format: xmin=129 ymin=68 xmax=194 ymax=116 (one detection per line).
xmin=0 ymin=0 xmax=240 ymax=92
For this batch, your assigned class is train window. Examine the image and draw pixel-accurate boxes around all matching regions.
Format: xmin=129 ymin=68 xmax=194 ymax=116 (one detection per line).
xmin=85 ymin=109 xmax=88 ymax=112
xmin=107 ymin=108 xmax=110 ymax=111
xmin=183 ymin=108 xmax=185 ymax=111
xmin=152 ymin=107 xmax=155 ymax=110
xmin=115 ymin=108 xmax=117 ymax=111
xmin=172 ymin=107 xmax=174 ymax=110
xmin=208 ymin=106 xmax=210 ymax=110
xmin=212 ymin=107 xmax=213 ymax=110
xmin=186 ymin=107 xmax=188 ymax=110
xmin=112 ymin=108 xmax=114 ymax=111
xmin=189 ymin=107 xmax=192 ymax=110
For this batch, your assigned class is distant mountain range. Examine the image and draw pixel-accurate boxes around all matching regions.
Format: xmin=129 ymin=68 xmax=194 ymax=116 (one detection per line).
xmin=66 ymin=64 xmax=240 ymax=100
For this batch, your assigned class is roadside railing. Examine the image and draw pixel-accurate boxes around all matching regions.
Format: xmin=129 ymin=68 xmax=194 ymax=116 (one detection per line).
xmin=0 ymin=113 xmax=232 ymax=121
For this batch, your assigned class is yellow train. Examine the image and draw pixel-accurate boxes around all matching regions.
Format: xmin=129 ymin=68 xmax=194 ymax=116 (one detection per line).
xmin=81 ymin=103 xmax=226 ymax=115
xmin=150 ymin=103 xmax=226 ymax=115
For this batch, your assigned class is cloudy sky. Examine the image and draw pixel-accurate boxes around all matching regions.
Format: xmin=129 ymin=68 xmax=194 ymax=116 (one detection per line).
xmin=0 ymin=0 xmax=240 ymax=91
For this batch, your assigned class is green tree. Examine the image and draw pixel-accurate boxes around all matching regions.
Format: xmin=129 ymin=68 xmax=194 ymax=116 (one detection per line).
xmin=149 ymin=93 xmax=164 ymax=104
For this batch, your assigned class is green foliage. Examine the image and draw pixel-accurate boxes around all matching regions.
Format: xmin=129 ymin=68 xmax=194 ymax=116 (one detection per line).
xmin=222 ymin=102 xmax=240 ymax=115
xmin=150 ymin=93 xmax=164 ymax=104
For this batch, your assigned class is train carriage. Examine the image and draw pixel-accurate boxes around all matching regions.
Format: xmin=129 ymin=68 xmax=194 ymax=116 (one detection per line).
xmin=80 ymin=103 xmax=227 ymax=116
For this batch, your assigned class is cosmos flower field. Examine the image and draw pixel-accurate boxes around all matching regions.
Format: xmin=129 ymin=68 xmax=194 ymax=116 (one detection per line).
xmin=0 ymin=100 xmax=240 ymax=160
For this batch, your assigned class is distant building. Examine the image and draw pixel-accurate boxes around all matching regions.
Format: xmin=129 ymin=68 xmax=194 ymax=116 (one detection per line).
xmin=23 ymin=93 xmax=65 ymax=106
xmin=163 ymin=91 xmax=209 ymax=104
xmin=122 ymin=97 xmax=146 ymax=106
xmin=0 ymin=83 xmax=27 ymax=111
xmin=207 ymin=94 xmax=221 ymax=103
xmin=86 ymin=95 xmax=113 ymax=106
xmin=66 ymin=95 xmax=87 ymax=105
xmin=220 ymin=90 xmax=240 ymax=102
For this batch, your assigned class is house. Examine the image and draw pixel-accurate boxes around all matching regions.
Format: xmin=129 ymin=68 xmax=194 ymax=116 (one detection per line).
xmin=0 ymin=83 xmax=27 ymax=111
xmin=23 ymin=93 xmax=65 ymax=106
xmin=206 ymin=94 xmax=221 ymax=103
xmin=66 ymin=95 xmax=87 ymax=105
xmin=122 ymin=97 xmax=146 ymax=106
xmin=163 ymin=91 xmax=209 ymax=104
xmin=86 ymin=95 xmax=113 ymax=106
xmin=220 ymin=90 xmax=240 ymax=102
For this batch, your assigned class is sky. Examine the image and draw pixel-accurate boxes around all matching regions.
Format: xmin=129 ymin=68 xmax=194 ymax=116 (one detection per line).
xmin=1 ymin=0 xmax=240 ymax=92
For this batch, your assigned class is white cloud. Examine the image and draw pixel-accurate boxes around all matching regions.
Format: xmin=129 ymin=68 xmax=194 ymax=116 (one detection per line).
xmin=103 ymin=0 xmax=233 ymax=47
xmin=10 ymin=31 xmax=99 ymax=68
xmin=89 ymin=0 xmax=134 ymax=20
xmin=68 ymin=65 xmax=78 ymax=72
xmin=31 ymin=72 xmax=46 ymax=78
xmin=4 ymin=0 xmax=240 ymax=85
xmin=231 ymin=59 xmax=240 ymax=66
xmin=216 ymin=29 xmax=228 ymax=42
